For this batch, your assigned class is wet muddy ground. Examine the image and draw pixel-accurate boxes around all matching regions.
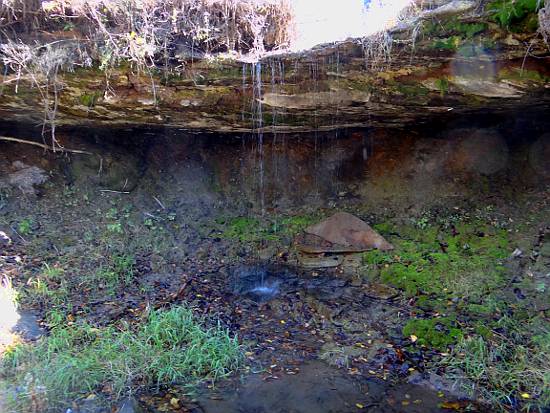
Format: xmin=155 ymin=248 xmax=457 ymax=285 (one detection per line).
xmin=0 ymin=119 xmax=549 ymax=412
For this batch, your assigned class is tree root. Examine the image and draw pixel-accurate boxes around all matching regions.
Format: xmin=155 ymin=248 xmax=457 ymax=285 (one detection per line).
xmin=0 ymin=136 xmax=93 ymax=155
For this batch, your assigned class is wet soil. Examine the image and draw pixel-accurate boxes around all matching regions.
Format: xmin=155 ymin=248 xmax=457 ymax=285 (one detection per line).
xmin=193 ymin=360 xmax=453 ymax=413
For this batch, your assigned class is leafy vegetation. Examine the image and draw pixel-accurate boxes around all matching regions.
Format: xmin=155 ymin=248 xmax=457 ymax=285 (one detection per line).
xmin=434 ymin=78 xmax=449 ymax=96
xmin=17 ymin=218 xmax=32 ymax=236
xmin=424 ymin=18 xmax=488 ymax=38
xmin=489 ymin=0 xmax=542 ymax=31
xmin=1 ymin=307 xmax=242 ymax=412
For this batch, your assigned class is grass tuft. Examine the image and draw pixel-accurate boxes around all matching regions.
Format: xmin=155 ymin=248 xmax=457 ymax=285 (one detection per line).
xmin=1 ymin=306 xmax=242 ymax=412
xmin=442 ymin=322 xmax=550 ymax=411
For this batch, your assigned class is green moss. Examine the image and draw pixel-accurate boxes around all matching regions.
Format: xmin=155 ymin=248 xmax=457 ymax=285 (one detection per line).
xmin=381 ymin=263 xmax=426 ymax=296
xmin=474 ymin=323 xmax=494 ymax=339
xmin=372 ymin=222 xmax=395 ymax=235
xmin=403 ymin=317 xmax=463 ymax=349
xmin=274 ymin=215 xmax=317 ymax=237
xmin=416 ymin=295 xmax=446 ymax=312
xmin=498 ymin=67 xmax=549 ymax=83
xmin=362 ymin=249 xmax=393 ymax=266
xmin=395 ymin=83 xmax=430 ymax=97
xmin=425 ymin=18 xmax=488 ymax=38
xmin=468 ymin=303 xmax=495 ymax=316
xmin=79 ymin=92 xmax=102 ymax=108
xmin=218 ymin=214 xmax=318 ymax=243
xmin=369 ymin=222 xmax=509 ymax=300
xmin=431 ymin=36 xmax=461 ymax=51
xmin=434 ymin=78 xmax=449 ymax=96
xmin=221 ymin=217 xmax=263 ymax=241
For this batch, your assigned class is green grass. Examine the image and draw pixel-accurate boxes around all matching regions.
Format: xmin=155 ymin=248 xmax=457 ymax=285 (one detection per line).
xmin=24 ymin=264 xmax=70 ymax=309
xmin=442 ymin=320 xmax=550 ymax=411
xmin=92 ymin=253 xmax=136 ymax=295
xmin=1 ymin=307 xmax=242 ymax=412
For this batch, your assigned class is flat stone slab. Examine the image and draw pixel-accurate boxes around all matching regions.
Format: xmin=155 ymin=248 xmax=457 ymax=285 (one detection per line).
xmin=297 ymin=252 xmax=343 ymax=268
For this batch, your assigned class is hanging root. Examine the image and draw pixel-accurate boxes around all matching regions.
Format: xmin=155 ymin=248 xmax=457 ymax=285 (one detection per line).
xmin=539 ymin=0 xmax=550 ymax=47
xmin=362 ymin=31 xmax=393 ymax=70
xmin=0 ymin=136 xmax=93 ymax=155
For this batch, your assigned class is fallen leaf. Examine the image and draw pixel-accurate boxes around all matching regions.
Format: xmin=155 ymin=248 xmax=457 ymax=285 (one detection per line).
xmin=440 ymin=401 xmax=461 ymax=409
xmin=169 ymin=397 xmax=179 ymax=408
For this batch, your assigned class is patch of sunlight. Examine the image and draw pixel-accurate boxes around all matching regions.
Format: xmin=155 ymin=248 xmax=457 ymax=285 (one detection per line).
xmin=0 ymin=276 xmax=20 ymax=355
xmin=290 ymin=0 xmax=413 ymax=51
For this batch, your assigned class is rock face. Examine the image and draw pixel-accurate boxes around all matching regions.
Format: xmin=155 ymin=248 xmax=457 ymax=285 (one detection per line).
xmin=0 ymin=1 xmax=548 ymax=133
xmin=301 ymin=212 xmax=394 ymax=252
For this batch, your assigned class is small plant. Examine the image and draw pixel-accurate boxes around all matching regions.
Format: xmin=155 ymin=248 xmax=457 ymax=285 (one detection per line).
xmin=111 ymin=253 xmax=135 ymax=284
xmin=434 ymin=78 xmax=449 ymax=96
xmin=106 ymin=222 xmax=123 ymax=234
xmin=17 ymin=218 xmax=32 ymax=235
xmin=42 ymin=263 xmax=63 ymax=281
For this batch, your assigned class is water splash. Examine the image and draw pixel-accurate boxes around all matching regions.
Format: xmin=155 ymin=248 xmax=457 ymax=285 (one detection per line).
xmin=231 ymin=265 xmax=283 ymax=303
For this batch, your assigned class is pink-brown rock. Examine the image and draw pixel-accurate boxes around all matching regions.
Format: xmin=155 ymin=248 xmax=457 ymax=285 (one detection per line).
xmin=303 ymin=212 xmax=393 ymax=251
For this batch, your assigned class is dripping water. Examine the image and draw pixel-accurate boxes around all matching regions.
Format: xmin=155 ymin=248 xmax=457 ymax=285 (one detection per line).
xmin=251 ymin=62 xmax=265 ymax=214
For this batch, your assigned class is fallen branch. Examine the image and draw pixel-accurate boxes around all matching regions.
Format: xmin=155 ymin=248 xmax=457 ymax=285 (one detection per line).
xmin=0 ymin=136 xmax=93 ymax=155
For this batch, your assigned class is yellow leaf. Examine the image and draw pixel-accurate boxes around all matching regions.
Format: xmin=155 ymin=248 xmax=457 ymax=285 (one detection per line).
xmin=521 ymin=393 xmax=530 ymax=399
xmin=170 ymin=397 xmax=180 ymax=408
xmin=356 ymin=403 xmax=364 ymax=409
xmin=410 ymin=334 xmax=418 ymax=342
xmin=440 ymin=401 xmax=461 ymax=409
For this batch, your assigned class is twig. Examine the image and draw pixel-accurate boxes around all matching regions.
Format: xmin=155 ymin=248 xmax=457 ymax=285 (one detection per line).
xmin=0 ymin=136 xmax=93 ymax=155
xmin=99 ymin=189 xmax=130 ymax=194
xmin=9 ymin=226 xmax=27 ymax=244
xmin=153 ymin=196 xmax=165 ymax=210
